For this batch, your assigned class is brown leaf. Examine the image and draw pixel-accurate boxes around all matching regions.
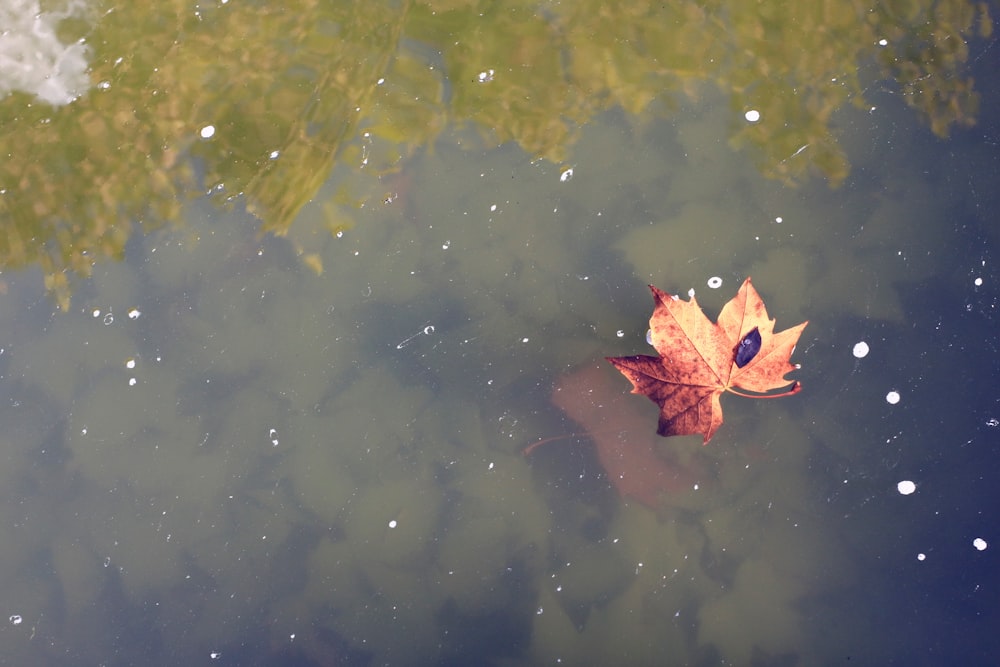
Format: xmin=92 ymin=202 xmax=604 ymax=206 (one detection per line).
xmin=607 ymin=277 xmax=807 ymax=444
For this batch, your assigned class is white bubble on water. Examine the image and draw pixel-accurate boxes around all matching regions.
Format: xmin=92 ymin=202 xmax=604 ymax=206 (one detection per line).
xmin=886 ymin=390 xmax=900 ymax=404
xmin=973 ymin=537 xmax=988 ymax=551
xmin=707 ymin=276 xmax=723 ymax=289
xmin=200 ymin=125 xmax=215 ymax=139
xmin=745 ymin=109 xmax=760 ymax=122
xmin=897 ymin=480 xmax=916 ymax=495
xmin=917 ymin=553 xmax=926 ymax=561
xmin=852 ymin=341 xmax=869 ymax=358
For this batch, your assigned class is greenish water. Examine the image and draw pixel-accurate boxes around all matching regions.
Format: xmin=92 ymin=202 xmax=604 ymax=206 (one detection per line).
xmin=1 ymin=1 xmax=998 ymax=665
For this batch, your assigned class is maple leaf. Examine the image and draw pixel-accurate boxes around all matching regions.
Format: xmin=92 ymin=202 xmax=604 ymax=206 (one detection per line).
xmin=607 ymin=277 xmax=807 ymax=444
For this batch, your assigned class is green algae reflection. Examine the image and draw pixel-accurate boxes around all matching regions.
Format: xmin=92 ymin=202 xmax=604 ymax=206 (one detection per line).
xmin=0 ymin=0 xmax=992 ymax=308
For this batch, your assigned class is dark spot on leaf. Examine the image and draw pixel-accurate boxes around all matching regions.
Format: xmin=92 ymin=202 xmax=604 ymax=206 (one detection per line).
xmin=735 ymin=327 xmax=761 ymax=368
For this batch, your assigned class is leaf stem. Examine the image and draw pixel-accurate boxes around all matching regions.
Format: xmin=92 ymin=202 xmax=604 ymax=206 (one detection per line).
xmin=726 ymin=382 xmax=801 ymax=399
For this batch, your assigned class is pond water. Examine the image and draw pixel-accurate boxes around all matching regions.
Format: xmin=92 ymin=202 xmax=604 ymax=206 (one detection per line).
xmin=0 ymin=1 xmax=997 ymax=665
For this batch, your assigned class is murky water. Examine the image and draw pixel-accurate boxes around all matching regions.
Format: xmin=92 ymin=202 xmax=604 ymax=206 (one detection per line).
xmin=0 ymin=1 xmax=997 ymax=665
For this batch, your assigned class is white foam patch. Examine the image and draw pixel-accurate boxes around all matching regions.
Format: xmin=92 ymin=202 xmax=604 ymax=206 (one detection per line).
xmin=0 ymin=0 xmax=93 ymax=106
